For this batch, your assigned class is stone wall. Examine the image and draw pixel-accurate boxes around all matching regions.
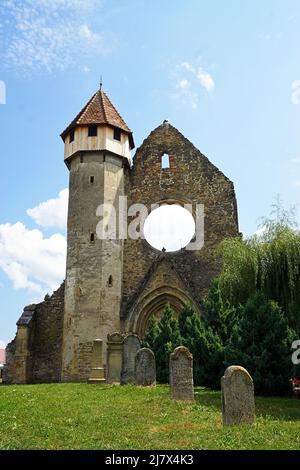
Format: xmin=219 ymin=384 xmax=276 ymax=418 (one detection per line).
xmin=62 ymin=151 xmax=124 ymax=382
xmin=122 ymin=122 xmax=239 ymax=334
xmin=31 ymin=283 xmax=65 ymax=383
xmin=4 ymin=283 xmax=65 ymax=384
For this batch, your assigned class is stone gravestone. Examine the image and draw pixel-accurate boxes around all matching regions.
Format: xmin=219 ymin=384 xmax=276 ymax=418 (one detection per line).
xmin=121 ymin=334 xmax=141 ymax=385
xmin=88 ymin=339 xmax=106 ymax=384
xmin=135 ymin=348 xmax=156 ymax=386
xmin=221 ymin=365 xmax=255 ymax=426
xmin=106 ymin=333 xmax=124 ymax=384
xmin=170 ymin=346 xmax=194 ymax=401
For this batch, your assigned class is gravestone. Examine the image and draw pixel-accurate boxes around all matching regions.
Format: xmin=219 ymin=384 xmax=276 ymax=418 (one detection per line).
xmin=221 ymin=365 xmax=255 ymax=426
xmin=88 ymin=339 xmax=105 ymax=384
xmin=121 ymin=334 xmax=141 ymax=385
xmin=135 ymin=348 xmax=156 ymax=386
xmin=106 ymin=333 xmax=124 ymax=383
xmin=170 ymin=346 xmax=194 ymax=401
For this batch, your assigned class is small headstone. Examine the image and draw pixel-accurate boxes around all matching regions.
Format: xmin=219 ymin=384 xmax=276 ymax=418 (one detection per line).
xmin=221 ymin=365 xmax=255 ymax=426
xmin=88 ymin=339 xmax=105 ymax=384
xmin=106 ymin=332 xmax=124 ymax=384
xmin=170 ymin=346 xmax=194 ymax=401
xmin=121 ymin=334 xmax=141 ymax=385
xmin=135 ymin=348 xmax=156 ymax=386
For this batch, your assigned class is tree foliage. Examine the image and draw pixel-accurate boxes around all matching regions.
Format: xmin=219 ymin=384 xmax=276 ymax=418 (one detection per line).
xmin=218 ymin=227 xmax=300 ymax=327
xmin=142 ymin=304 xmax=181 ymax=383
xmin=225 ymin=292 xmax=294 ymax=396
xmin=142 ymin=201 xmax=300 ymax=395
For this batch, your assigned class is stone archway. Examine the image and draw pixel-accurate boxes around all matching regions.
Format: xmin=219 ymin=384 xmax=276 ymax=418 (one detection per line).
xmin=128 ymin=285 xmax=199 ymax=337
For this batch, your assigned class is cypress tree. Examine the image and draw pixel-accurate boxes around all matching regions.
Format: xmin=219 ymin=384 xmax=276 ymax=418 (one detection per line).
xmin=225 ymin=292 xmax=294 ymax=396
xmin=142 ymin=316 xmax=160 ymax=350
xmin=154 ymin=303 xmax=181 ymax=383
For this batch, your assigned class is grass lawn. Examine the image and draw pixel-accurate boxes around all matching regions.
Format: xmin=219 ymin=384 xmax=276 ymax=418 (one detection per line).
xmin=0 ymin=383 xmax=300 ymax=450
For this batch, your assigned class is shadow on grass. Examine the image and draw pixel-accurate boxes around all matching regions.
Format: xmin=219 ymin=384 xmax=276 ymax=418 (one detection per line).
xmin=255 ymin=396 xmax=300 ymax=422
xmin=194 ymin=387 xmax=221 ymax=411
xmin=194 ymin=387 xmax=300 ymax=422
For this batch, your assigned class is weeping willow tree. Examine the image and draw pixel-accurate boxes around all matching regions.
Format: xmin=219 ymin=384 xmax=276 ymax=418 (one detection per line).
xmin=217 ymin=198 xmax=300 ymax=328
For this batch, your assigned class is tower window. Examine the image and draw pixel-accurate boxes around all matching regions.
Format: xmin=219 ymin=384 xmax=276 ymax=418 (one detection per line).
xmin=113 ymin=127 xmax=121 ymax=141
xmin=88 ymin=124 xmax=98 ymax=137
xmin=90 ymin=233 xmax=95 ymax=242
xmin=161 ymin=153 xmax=170 ymax=169
xmin=90 ymin=176 xmax=94 ymax=184
xmin=108 ymin=275 xmax=113 ymax=287
xmin=69 ymin=129 xmax=75 ymax=143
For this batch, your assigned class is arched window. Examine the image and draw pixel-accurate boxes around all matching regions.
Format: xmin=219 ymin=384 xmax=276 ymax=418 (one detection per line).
xmin=161 ymin=153 xmax=170 ymax=169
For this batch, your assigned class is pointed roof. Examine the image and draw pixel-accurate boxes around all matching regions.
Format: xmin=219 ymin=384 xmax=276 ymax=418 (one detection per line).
xmin=61 ymin=89 xmax=134 ymax=148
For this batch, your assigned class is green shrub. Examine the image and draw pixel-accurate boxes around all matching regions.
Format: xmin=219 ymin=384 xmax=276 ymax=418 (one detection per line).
xmin=225 ymin=292 xmax=294 ymax=396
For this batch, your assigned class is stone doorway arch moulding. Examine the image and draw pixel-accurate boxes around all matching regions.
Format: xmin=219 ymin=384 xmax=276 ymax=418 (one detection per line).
xmin=126 ymin=285 xmax=200 ymax=338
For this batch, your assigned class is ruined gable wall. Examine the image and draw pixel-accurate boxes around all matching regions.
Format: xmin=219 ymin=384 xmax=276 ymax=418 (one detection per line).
xmin=122 ymin=123 xmax=239 ymax=325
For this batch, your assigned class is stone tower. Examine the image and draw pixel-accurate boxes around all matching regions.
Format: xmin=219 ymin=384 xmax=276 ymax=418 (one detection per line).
xmin=60 ymin=88 xmax=134 ymax=382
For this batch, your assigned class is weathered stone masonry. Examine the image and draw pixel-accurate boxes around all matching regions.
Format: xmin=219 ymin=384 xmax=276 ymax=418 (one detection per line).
xmin=5 ymin=89 xmax=239 ymax=384
xmin=4 ymin=283 xmax=64 ymax=384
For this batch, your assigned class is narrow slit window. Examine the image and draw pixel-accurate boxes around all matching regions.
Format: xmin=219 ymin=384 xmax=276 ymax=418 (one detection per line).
xmin=69 ymin=129 xmax=75 ymax=143
xmin=108 ymin=275 xmax=113 ymax=286
xmin=90 ymin=176 xmax=94 ymax=184
xmin=90 ymin=233 xmax=95 ymax=242
xmin=113 ymin=127 xmax=121 ymax=141
xmin=88 ymin=124 xmax=98 ymax=137
xmin=161 ymin=153 xmax=170 ymax=169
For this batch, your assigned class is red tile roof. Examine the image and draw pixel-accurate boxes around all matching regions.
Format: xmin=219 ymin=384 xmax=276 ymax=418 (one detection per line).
xmin=0 ymin=349 xmax=5 ymax=364
xmin=61 ymin=89 xmax=134 ymax=148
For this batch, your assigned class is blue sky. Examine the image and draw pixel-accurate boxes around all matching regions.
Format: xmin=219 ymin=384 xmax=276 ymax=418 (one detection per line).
xmin=0 ymin=0 xmax=300 ymax=346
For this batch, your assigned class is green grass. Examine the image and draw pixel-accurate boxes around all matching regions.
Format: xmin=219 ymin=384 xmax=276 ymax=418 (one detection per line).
xmin=0 ymin=383 xmax=300 ymax=450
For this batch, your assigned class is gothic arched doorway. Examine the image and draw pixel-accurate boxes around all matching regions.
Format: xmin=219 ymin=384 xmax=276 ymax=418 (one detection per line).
xmin=127 ymin=286 xmax=199 ymax=337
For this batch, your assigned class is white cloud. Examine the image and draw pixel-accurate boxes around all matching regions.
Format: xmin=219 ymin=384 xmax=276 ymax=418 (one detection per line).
xmin=0 ymin=222 xmax=66 ymax=296
xmin=177 ymin=79 xmax=190 ymax=90
xmin=79 ymin=24 xmax=93 ymax=40
xmin=182 ymin=62 xmax=215 ymax=93
xmin=27 ymin=188 xmax=68 ymax=229
xmin=0 ymin=340 xmax=6 ymax=349
xmin=196 ymin=68 xmax=215 ymax=93
xmin=0 ymin=0 xmax=110 ymax=74
xmin=171 ymin=61 xmax=215 ymax=109
xmin=292 ymin=80 xmax=300 ymax=105
xmin=175 ymin=79 xmax=198 ymax=109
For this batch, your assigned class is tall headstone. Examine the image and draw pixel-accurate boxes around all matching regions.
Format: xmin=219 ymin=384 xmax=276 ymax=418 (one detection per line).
xmin=170 ymin=346 xmax=194 ymax=401
xmin=121 ymin=334 xmax=141 ymax=385
xmin=106 ymin=333 xmax=124 ymax=384
xmin=221 ymin=365 xmax=255 ymax=426
xmin=135 ymin=348 xmax=156 ymax=386
xmin=88 ymin=339 xmax=105 ymax=384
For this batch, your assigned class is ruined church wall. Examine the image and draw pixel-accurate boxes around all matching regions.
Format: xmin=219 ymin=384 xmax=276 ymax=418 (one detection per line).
xmin=4 ymin=283 xmax=65 ymax=384
xmin=31 ymin=283 xmax=65 ymax=383
xmin=122 ymin=124 xmax=239 ymax=322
